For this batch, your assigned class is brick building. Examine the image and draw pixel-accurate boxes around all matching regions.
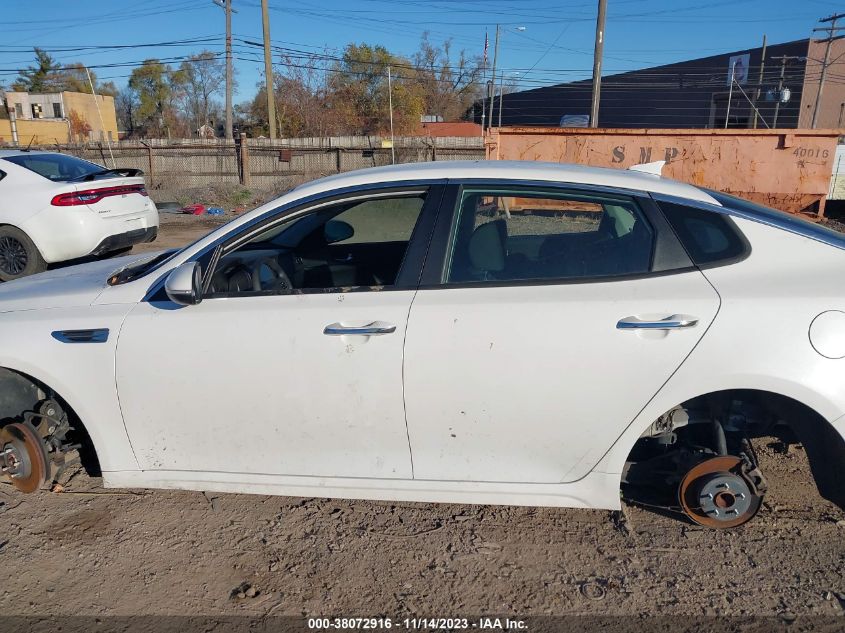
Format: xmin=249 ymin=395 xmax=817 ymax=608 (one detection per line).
xmin=1 ymin=91 xmax=119 ymax=145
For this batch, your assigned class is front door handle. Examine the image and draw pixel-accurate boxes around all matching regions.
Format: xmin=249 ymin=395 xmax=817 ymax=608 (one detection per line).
xmin=617 ymin=314 xmax=699 ymax=330
xmin=324 ymin=321 xmax=397 ymax=336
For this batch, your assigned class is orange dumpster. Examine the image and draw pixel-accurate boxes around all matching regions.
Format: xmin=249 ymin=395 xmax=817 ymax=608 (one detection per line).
xmin=486 ymin=127 xmax=843 ymax=217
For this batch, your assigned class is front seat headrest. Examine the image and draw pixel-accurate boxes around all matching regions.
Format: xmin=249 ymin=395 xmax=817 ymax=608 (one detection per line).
xmin=468 ymin=219 xmax=506 ymax=273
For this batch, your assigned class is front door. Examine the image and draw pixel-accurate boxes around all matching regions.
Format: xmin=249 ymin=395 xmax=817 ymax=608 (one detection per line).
xmin=403 ymin=185 xmax=720 ymax=483
xmin=116 ymin=189 xmax=436 ymax=479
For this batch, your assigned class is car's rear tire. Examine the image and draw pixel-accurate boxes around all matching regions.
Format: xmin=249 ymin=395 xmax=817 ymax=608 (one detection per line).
xmin=0 ymin=226 xmax=47 ymax=281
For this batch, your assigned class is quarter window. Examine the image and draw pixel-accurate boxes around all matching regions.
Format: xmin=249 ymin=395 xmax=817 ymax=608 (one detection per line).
xmin=658 ymin=201 xmax=748 ymax=266
xmin=446 ymin=188 xmax=654 ymax=283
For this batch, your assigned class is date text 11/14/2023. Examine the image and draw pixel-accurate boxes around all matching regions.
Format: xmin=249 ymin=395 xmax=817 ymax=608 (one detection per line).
xmin=307 ymin=618 xmax=528 ymax=630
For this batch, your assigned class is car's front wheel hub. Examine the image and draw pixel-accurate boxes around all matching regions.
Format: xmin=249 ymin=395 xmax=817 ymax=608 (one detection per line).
xmin=0 ymin=422 xmax=48 ymax=493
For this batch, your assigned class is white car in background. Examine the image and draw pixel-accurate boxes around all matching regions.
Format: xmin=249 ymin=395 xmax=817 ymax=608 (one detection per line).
xmin=0 ymin=150 xmax=159 ymax=281
xmin=0 ymin=160 xmax=843 ymax=529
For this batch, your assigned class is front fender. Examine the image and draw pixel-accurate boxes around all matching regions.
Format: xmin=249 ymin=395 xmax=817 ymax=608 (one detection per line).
xmin=0 ymin=304 xmax=139 ymax=472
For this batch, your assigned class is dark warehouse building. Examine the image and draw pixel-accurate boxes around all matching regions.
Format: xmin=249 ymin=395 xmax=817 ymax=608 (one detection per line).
xmin=479 ymin=37 xmax=845 ymax=129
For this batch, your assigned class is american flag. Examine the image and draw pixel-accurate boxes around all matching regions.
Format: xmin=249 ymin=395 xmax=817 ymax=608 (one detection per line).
xmin=483 ymin=31 xmax=489 ymax=66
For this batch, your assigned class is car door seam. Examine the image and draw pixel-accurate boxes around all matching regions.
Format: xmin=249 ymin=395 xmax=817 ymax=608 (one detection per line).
xmin=401 ymin=289 xmax=419 ymax=479
xmin=111 ymin=304 xmax=144 ymax=470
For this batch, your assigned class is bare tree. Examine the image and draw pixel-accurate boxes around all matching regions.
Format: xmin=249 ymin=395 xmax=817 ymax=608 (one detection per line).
xmin=412 ymin=33 xmax=484 ymax=121
xmin=171 ymin=51 xmax=226 ymax=134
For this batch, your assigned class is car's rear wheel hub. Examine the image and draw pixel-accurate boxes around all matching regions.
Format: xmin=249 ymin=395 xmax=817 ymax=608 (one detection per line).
xmin=0 ymin=422 xmax=48 ymax=493
xmin=0 ymin=236 xmax=28 ymax=275
xmin=678 ymin=455 xmax=763 ymax=528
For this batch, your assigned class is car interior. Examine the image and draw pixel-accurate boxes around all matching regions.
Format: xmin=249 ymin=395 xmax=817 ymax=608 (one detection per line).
xmin=206 ymin=195 xmax=426 ymax=295
xmin=448 ymin=192 xmax=655 ymax=282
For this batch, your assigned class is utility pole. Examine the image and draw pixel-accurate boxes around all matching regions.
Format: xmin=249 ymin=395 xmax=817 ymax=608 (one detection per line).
xmin=771 ymin=55 xmax=803 ymax=128
xmin=725 ymin=61 xmax=736 ymax=128
xmin=773 ymin=56 xmax=787 ymax=128
xmin=261 ymin=0 xmax=276 ymax=140
xmin=387 ymin=66 xmax=395 ymax=165
xmin=752 ymin=34 xmax=767 ymax=129
xmin=589 ymin=0 xmax=608 ymax=128
xmin=498 ymin=70 xmax=504 ymax=127
xmin=224 ymin=0 xmax=233 ymax=139
xmin=811 ymin=13 xmax=845 ymax=129
xmin=487 ymin=25 xmax=500 ymax=131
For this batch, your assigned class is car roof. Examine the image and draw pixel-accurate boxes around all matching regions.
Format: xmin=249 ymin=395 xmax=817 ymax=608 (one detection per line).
xmin=292 ymin=160 xmax=720 ymax=205
xmin=0 ymin=149 xmax=58 ymax=158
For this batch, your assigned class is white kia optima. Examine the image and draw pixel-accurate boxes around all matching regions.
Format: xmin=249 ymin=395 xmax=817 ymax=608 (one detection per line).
xmin=0 ymin=160 xmax=843 ymax=528
xmin=0 ymin=150 xmax=159 ymax=280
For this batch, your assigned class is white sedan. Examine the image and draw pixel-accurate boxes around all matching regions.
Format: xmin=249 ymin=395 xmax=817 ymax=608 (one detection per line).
xmin=0 ymin=160 xmax=843 ymax=529
xmin=0 ymin=150 xmax=159 ymax=281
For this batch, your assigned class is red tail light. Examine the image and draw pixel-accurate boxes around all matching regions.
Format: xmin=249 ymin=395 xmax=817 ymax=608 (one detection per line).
xmin=51 ymin=184 xmax=148 ymax=206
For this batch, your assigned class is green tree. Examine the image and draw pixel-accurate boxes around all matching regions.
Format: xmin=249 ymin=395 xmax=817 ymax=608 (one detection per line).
xmin=59 ymin=64 xmax=118 ymax=96
xmin=12 ymin=48 xmax=62 ymax=92
xmin=128 ymin=60 xmax=173 ymax=136
xmin=328 ymin=43 xmax=424 ymax=135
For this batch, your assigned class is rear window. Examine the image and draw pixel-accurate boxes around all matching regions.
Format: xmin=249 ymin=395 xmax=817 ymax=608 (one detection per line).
xmin=2 ymin=153 xmax=103 ymax=182
xmin=659 ymin=201 xmax=748 ymax=266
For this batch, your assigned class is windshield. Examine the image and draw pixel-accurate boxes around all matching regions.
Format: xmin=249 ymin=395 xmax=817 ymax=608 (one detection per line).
xmin=3 ymin=153 xmax=105 ymax=182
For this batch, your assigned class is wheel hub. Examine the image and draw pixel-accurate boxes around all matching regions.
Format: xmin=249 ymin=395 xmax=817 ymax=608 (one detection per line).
xmin=697 ymin=473 xmax=754 ymax=520
xmin=0 ymin=236 xmax=27 ymax=275
xmin=0 ymin=422 xmax=48 ymax=493
xmin=679 ymin=455 xmax=763 ymax=528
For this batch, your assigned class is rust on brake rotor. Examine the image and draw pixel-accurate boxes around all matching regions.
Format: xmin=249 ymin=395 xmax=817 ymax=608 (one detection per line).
xmin=678 ymin=455 xmax=763 ymax=529
xmin=0 ymin=422 xmax=48 ymax=493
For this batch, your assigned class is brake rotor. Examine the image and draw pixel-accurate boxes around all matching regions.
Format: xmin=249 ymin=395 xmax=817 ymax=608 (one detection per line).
xmin=678 ymin=455 xmax=763 ymax=528
xmin=0 ymin=422 xmax=49 ymax=493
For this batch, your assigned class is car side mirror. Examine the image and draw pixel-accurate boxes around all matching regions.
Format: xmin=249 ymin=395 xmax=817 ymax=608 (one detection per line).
xmin=324 ymin=220 xmax=354 ymax=244
xmin=165 ymin=261 xmax=203 ymax=305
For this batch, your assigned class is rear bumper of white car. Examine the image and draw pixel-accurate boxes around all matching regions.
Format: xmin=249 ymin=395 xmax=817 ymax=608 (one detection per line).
xmin=21 ymin=204 xmax=160 ymax=263
xmin=90 ymin=225 xmax=158 ymax=256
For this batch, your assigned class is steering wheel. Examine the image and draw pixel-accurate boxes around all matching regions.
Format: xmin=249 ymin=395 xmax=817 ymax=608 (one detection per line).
xmin=252 ymin=256 xmax=293 ymax=292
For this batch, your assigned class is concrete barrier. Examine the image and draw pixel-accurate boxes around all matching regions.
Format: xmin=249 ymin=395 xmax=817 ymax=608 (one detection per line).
xmin=486 ymin=127 xmax=843 ymax=216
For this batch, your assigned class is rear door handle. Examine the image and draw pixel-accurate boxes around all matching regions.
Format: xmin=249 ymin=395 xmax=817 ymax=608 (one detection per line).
xmin=324 ymin=321 xmax=397 ymax=336
xmin=617 ymin=314 xmax=699 ymax=330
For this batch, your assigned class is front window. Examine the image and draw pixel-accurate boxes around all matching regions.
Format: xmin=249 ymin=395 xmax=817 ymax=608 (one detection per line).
xmin=2 ymin=153 xmax=104 ymax=182
xmin=446 ymin=188 xmax=654 ymax=283
xmin=205 ymin=192 xmax=427 ymax=296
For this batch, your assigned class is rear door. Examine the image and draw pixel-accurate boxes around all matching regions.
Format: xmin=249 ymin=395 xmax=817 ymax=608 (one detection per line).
xmin=403 ymin=183 xmax=720 ymax=483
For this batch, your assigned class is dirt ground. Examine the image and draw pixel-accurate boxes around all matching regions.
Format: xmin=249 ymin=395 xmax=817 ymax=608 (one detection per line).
xmin=1 ymin=214 xmax=844 ymax=626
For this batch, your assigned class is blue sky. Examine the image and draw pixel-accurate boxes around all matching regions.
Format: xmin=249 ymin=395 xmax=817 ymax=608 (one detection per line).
xmin=0 ymin=0 xmax=842 ymax=103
